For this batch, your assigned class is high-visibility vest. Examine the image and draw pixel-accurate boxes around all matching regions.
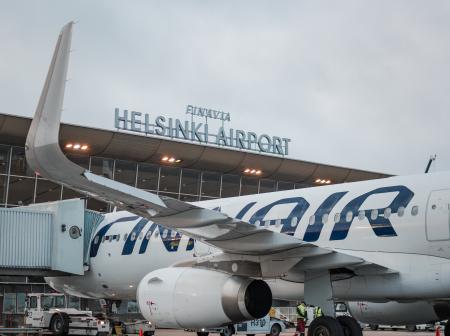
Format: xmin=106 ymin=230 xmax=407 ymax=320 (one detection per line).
xmin=296 ymin=304 xmax=307 ymax=318
xmin=313 ymin=306 xmax=323 ymax=318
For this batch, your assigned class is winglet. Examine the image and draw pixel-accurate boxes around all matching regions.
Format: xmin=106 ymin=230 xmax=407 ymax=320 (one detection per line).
xmin=25 ymin=22 xmax=77 ymax=179
xmin=25 ymin=22 xmax=169 ymax=213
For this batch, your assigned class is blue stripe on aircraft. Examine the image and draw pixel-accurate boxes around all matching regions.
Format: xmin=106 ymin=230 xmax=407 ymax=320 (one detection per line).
xmin=122 ymin=218 xmax=149 ymax=255
xmin=138 ymin=223 xmax=158 ymax=254
xmin=90 ymin=215 xmax=139 ymax=257
xmin=303 ymin=192 xmax=348 ymax=242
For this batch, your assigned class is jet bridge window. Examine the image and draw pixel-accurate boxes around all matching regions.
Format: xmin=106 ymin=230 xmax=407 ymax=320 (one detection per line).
xmin=411 ymin=205 xmax=419 ymax=216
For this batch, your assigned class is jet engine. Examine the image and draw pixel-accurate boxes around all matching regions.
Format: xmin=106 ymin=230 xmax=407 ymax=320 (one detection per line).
xmin=136 ymin=267 xmax=272 ymax=329
xmin=347 ymin=301 xmax=448 ymax=325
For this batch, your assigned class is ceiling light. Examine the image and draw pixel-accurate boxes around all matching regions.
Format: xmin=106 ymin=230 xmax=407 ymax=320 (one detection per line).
xmin=161 ymin=156 xmax=182 ymax=164
xmin=65 ymin=143 xmax=73 ymax=148
xmin=243 ymin=168 xmax=263 ymax=176
xmin=315 ymin=178 xmax=332 ymax=185
xmin=73 ymin=144 xmax=81 ymax=149
xmin=80 ymin=145 xmax=88 ymax=150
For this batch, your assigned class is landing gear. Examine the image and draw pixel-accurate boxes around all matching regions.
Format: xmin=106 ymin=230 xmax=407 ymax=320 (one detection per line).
xmin=308 ymin=316 xmax=343 ymax=336
xmin=336 ymin=316 xmax=362 ymax=336
xmin=308 ymin=316 xmax=362 ymax=336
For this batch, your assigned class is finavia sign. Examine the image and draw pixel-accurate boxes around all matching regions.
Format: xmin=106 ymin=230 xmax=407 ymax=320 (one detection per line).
xmin=114 ymin=108 xmax=290 ymax=156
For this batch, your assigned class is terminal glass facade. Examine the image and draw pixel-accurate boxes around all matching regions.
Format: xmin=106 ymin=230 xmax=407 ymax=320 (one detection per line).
xmin=0 ymin=144 xmax=308 ymax=210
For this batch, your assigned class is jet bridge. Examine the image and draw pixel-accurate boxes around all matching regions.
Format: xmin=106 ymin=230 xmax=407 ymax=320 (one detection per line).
xmin=0 ymin=198 xmax=104 ymax=276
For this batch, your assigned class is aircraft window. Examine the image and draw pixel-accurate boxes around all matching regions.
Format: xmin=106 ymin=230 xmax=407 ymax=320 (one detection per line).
xmin=275 ymin=219 xmax=281 ymax=227
xmin=291 ymin=217 xmax=298 ymax=227
xmin=370 ymin=209 xmax=378 ymax=221
xmin=155 ymin=230 xmax=159 ymax=238
xmin=309 ymin=215 xmax=315 ymax=225
xmin=398 ymin=206 xmax=405 ymax=217
xmin=139 ymin=232 xmax=144 ymax=240
xmin=254 ymin=220 xmax=261 ymax=226
xmin=384 ymin=208 xmax=391 ymax=218
xmin=94 ymin=236 xmax=99 ymax=244
xmin=411 ymin=205 xmax=419 ymax=216
xmin=322 ymin=214 xmax=328 ymax=224
xmin=116 ymin=234 xmax=120 ymax=242
xmin=131 ymin=232 xmax=136 ymax=241
xmin=345 ymin=211 xmax=353 ymax=222
xmin=102 ymin=236 xmax=106 ymax=243
xmin=162 ymin=229 xmax=168 ymax=239
xmin=123 ymin=233 xmax=128 ymax=241
xmin=109 ymin=236 xmax=113 ymax=243
xmin=432 ymin=204 xmax=437 ymax=210
xmin=358 ymin=211 xmax=365 ymax=221
xmin=334 ymin=213 xmax=341 ymax=223
xmin=171 ymin=230 xmax=177 ymax=238
xmin=146 ymin=232 xmax=152 ymax=240
xmin=265 ymin=220 xmax=271 ymax=228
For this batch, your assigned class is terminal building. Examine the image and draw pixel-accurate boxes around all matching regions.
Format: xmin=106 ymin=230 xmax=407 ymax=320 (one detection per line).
xmin=0 ymin=111 xmax=389 ymax=326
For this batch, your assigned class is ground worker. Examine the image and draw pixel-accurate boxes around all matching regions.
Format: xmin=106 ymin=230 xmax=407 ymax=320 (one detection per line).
xmin=313 ymin=306 xmax=323 ymax=319
xmin=295 ymin=301 xmax=307 ymax=336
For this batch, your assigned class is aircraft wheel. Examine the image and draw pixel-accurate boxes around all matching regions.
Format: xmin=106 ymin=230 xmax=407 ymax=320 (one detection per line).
xmin=406 ymin=325 xmax=417 ymax=332
xmin=308 ymin=316 xmax=344 ymax=336
xmin=336 ymin=316 xmax=362 ymax=336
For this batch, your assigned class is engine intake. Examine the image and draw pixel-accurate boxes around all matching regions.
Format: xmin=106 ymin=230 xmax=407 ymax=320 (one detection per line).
xmin=137 ymin=267 xmax=272 ymax=329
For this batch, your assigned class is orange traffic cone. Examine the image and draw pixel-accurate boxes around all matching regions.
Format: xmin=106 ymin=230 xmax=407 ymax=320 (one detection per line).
xmin=139 ymin=328 xmax=143 ymax=336
xmin=436 ymin=326 xmax=441 ymax=336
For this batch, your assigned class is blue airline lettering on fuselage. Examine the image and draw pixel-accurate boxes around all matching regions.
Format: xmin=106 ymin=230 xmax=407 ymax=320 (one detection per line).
xmin=248 ymin=197 xmax=310 ymax=235
xmin=138 ymin=223 xmax=158 ymax=254
xmin=303 ymin=192 xmax=348 ymax=242
xmin=158 ymin=225 xmax=183 ymax=252
xmin=330 ymin=185 xmax=414 ymax=240
xmin=90 ymin=215 xmax=139 ymax=257
xmin=122 ymin=218 xmax=149 ymax=255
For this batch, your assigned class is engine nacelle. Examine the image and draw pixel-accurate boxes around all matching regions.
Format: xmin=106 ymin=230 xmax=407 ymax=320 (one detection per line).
xmin=347 ymin=301 xmax=443 ymax=325
xmin=137 ymin=267 xmax=272 ymax=329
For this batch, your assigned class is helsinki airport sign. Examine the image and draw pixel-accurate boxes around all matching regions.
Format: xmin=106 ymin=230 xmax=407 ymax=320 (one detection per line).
xmin=114 ymin=106 xmax=290 ymax=156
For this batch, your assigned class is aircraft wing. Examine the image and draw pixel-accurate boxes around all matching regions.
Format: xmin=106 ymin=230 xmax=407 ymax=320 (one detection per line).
xmin=26 ymin=22 xmax=395 ymax=278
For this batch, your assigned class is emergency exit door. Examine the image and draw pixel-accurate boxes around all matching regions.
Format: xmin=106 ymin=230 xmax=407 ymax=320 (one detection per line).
xmin=426 ymin=189 xmax=450 ymax=241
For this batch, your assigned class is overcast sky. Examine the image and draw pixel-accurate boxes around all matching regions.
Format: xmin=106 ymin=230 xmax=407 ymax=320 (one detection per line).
xmin=1 ymin=1 xmax=450 ymax=176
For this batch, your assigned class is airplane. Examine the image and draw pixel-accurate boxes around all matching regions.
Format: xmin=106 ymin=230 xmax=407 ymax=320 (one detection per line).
xmin=23 ymin=21 xmax=450 ymax=336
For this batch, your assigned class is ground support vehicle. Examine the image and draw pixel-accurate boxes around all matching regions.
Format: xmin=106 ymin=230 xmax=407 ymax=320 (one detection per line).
xmin=25 ymin=293 xmax=110 ymax=336
xmin=368 ymin=323 xmax=435 ymax=331
xmin=191 ymin=315 xmax=286 ymax=336
xmin=111 ymin=320 xmax=154 ymax=336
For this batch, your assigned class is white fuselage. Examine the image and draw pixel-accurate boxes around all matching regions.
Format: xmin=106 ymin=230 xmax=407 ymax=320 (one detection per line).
xmin=46 ymin=171 xmax=450 ymax=302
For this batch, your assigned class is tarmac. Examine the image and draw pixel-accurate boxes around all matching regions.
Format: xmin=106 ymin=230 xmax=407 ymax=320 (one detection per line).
xmin=155 ymin=328 xmax=437 ymax=336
